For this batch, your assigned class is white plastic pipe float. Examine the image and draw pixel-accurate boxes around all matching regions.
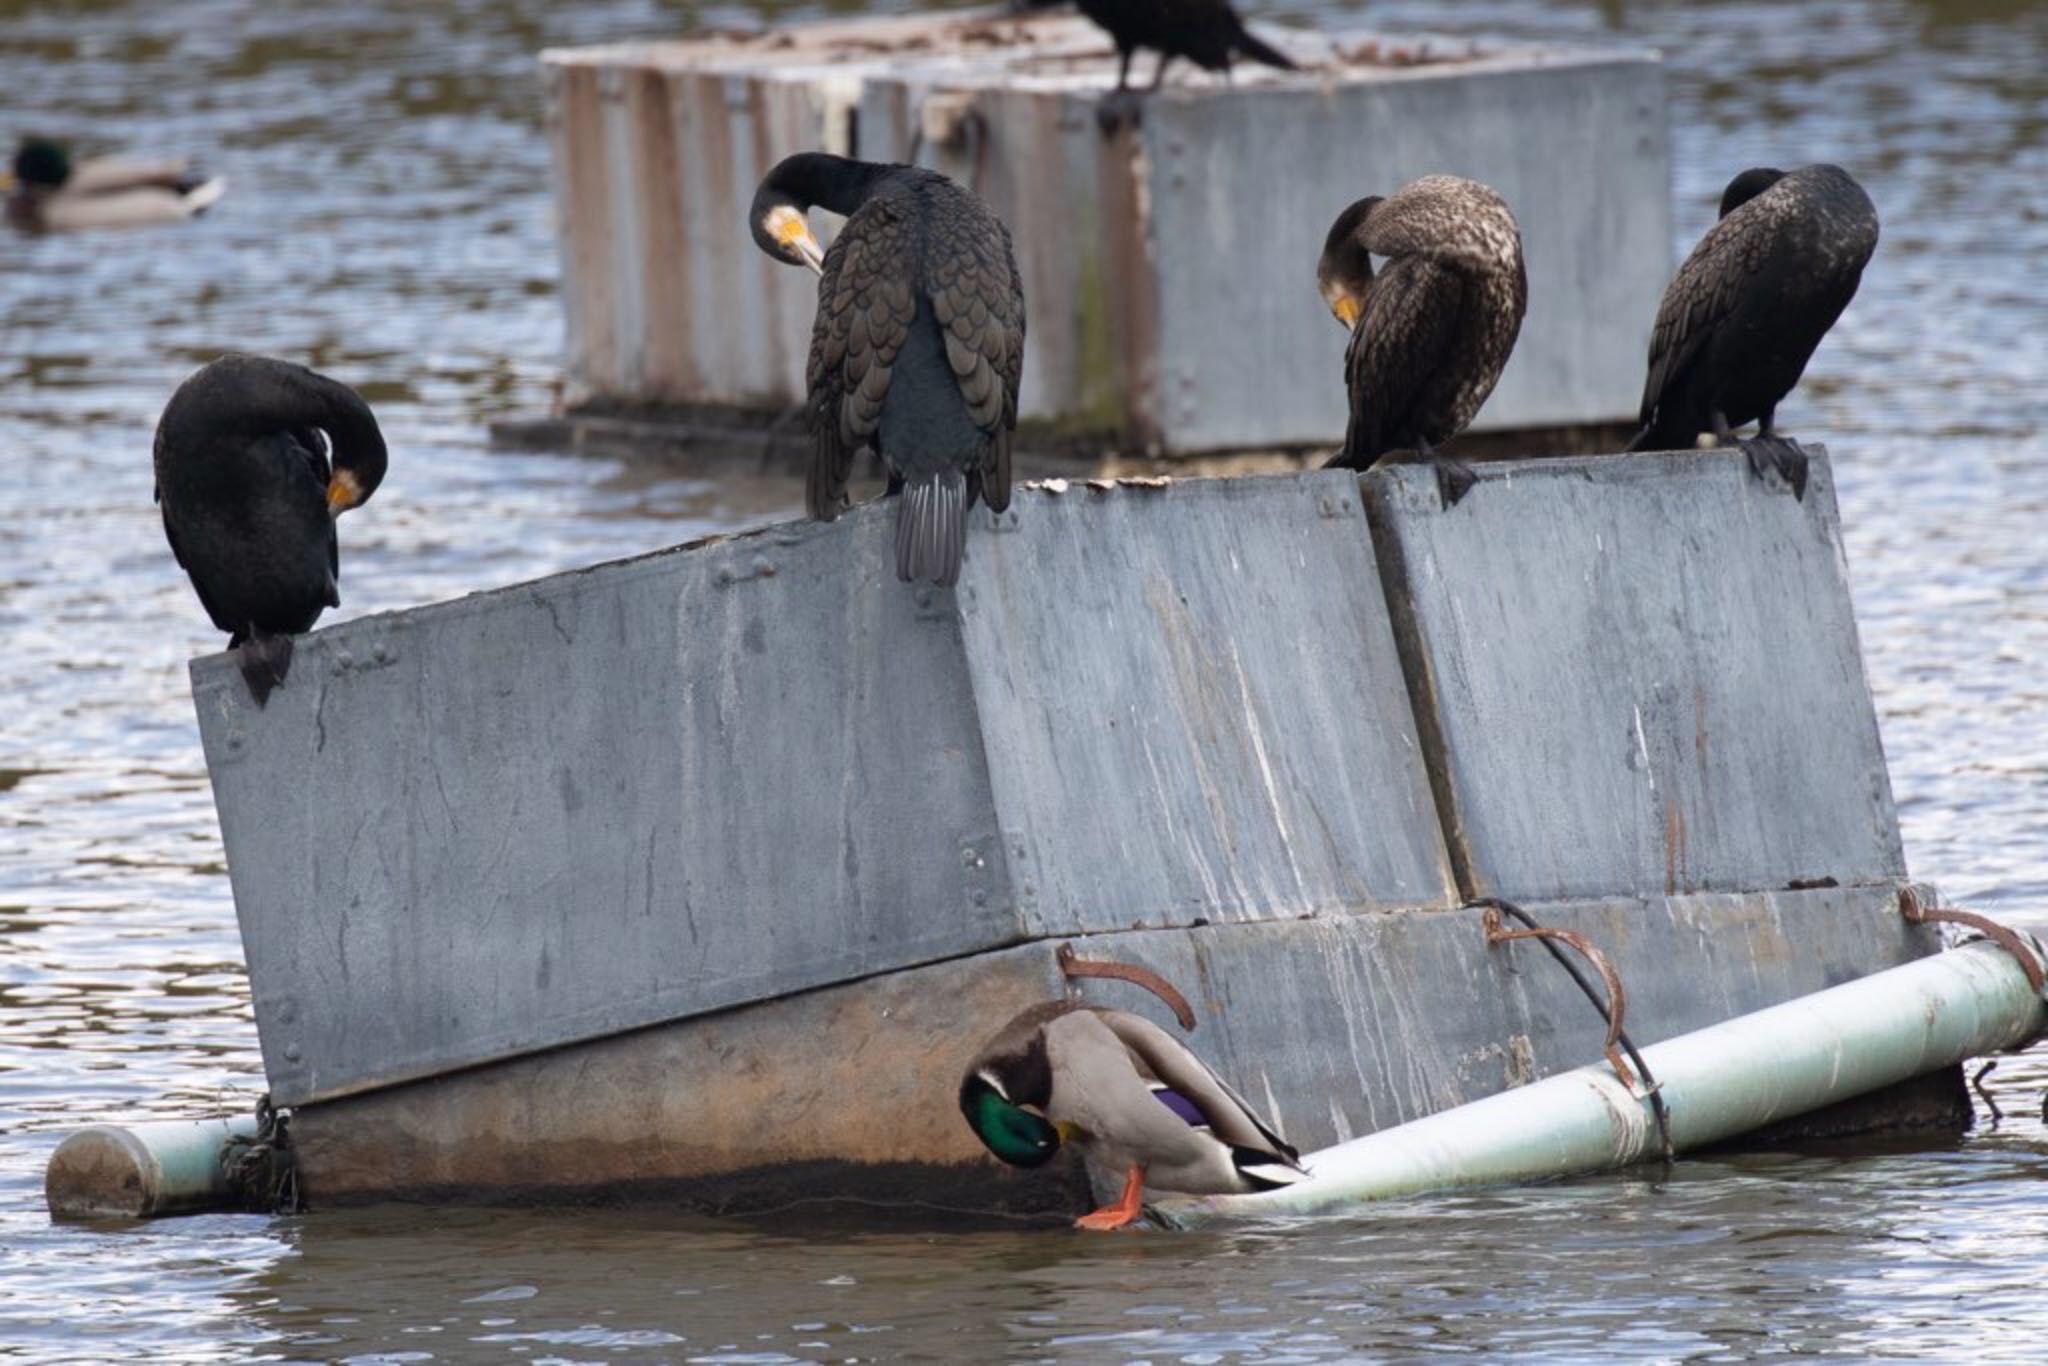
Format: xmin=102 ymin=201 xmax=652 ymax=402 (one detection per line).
xmin=45 ymin=1114 xmax=261 ymax=1220
xmin=1153 ymin=936 xmax=2048 ymax=1227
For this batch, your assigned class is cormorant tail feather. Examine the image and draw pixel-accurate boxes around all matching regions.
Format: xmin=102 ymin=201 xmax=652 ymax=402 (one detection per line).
xmin=895 ymin=471 xmax=968 ymax=587
xmin=1233 ymin=28 xmax=1298 ymax=73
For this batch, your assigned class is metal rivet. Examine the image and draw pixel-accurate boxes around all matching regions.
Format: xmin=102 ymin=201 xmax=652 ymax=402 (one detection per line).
xmin=283 ymin=1043 xmax=303 ymax=1062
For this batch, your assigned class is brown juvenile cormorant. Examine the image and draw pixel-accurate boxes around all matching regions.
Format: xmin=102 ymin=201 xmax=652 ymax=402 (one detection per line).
xmin=1628 ymin=164 xmax=1879 ymax=501
xmin=1316 ymin=175 xmax=1527 ymax=507
xmin=154 ymin=355 xmax=387 ymax=706
xmin=5 ymin=136 xmax=225 ymax=232
xmin=960 ymin=1000 xmax=1305 ymax=1230
xmin=1068 ymin=0 xmax=1299 ymax=131
xmin=749 ymin=153 xmax=1026 ymax=588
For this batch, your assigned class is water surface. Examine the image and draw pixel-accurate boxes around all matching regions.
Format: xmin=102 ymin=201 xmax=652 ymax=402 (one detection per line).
xmin=3 ymin=0 xmax=2045 ymax=1360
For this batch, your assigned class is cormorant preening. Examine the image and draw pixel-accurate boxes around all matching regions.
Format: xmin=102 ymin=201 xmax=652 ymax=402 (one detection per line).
xmin=1070 ymin=0 xmax=1298 ymax=132
xmin=1316 ymin=175 xmax=1527 ymax=507
xmin=6 ymin=136 xmax=226 ymax=232
xmin=1628 ymin=164 xmax=1879 ymax=500
xmin=154 ymin=356 xmax=387 ymax=706
xmin=749 ymin=153 xmax=1026 ymax=588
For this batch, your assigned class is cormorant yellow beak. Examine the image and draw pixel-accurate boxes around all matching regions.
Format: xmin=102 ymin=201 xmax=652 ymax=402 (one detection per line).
xmin=1321 ymin=281 xmax=1363 ymax=330
xmin=327 ymin=467 xmax=364 ymax=517
xmin=0 ymin=170 xmax=15 ymax=193
xmin=767 ymin=205 xmax=826 ymax=276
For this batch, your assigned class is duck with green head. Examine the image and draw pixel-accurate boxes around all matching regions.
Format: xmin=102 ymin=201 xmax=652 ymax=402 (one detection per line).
xmin=5 ymin=136 xmax=226 ymax=232
xmin=959 ymin=1000 xmax=1306 ymax=1230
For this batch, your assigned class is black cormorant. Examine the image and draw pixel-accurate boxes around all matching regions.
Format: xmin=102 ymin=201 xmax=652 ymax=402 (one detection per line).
xmin=1063 ymin=0 xmax=1298 ymax=132
xmin=1316 ymin=175 xmax=1527 ymax=507
xmin=1628 ymin=164 xmax=1879 ymax=500
xmin=154 ymin=355 xmax=387 ymax=705
xmin=6 ymin=136 xmax=225 ymax=232
xmin=749 ymin=153 xmax=1026 ymax=588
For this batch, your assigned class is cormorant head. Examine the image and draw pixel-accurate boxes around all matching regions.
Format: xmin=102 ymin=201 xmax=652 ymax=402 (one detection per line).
xmin=7 ymin=137 xmax=72 ymax=193
xmin=959 ymin=1070 xmax=1069 ymax=1169
xmin=1317 ymin=196 xmax=1383 ymax=330
xmin=315 ymin=381 xmax=389 ymax=519
xmin=1719 ymin=167 xmax=1785 ymax=219
xmin=326 ymin=448 xmax=384 ymax=518
xmin=749 ymin=156 xmax=830 ymax=276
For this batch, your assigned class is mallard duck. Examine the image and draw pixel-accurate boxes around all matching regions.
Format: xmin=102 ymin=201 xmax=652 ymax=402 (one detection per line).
xmin=958 ymin=1001 xmax=1306 ymax=1230
xmin=154 ymin=355 xmax=388 ymax=706
xmin=1317 ymin=175 xmax=1528 ymax=508
xmin=748 ymin=152 xmax=1024 ymax=587
xmin=1628 ymin=165 xmax=1879 ymax=501
xmin=5 ymin=136 xmax=227 ymax=232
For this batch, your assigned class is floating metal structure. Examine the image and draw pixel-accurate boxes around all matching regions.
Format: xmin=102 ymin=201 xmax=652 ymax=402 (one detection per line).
xmin=121 ymin=446 xmax=2005 ymax=1213
xmin=519 ymin=11 xmax=1670 ymax=461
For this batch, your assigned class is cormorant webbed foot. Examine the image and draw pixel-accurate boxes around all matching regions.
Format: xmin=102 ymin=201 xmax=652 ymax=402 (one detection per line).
xmin=1095 ymin=89 xmax=1145 ymax=137
xmin=235 ymin=632 xmax=295 ymax=708
xmin=1740 ymin=434 xmax=1810 ymax=501
xmin=1434 ymin=454 xmax=1479 ymax=509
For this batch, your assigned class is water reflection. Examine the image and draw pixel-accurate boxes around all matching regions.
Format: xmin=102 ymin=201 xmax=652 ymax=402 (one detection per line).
xmin=2 ymin=0 xmax=2046 ymax=1359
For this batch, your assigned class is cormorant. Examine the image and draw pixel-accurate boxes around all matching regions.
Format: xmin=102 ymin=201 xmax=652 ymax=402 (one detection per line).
xmin=5 ymin=137 xmax=225 ymax=232
xmin=154 ymin=356 xmax=387 ymax=706
xmin=1071 ymin=0 xmax=1299 ymax=132
xmin=1628 ymin=164 xmax=1879 ymax=501
xmin=960 ymin=1000 xmax=1305 ymax=1230
xmin=1316 ymin=175 xmax=1528 ymax=507
xmin=749 ymin=153 xmax=1026 ymax=588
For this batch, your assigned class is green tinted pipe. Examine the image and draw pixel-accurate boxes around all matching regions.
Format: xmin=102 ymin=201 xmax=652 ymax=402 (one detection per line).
xmin=1153 ymin=936 xmax=2047 ymax=1228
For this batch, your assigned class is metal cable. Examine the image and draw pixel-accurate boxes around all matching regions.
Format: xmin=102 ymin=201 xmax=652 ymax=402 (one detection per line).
xmin=1472 ymin=897 xmax=1675 ymax=1162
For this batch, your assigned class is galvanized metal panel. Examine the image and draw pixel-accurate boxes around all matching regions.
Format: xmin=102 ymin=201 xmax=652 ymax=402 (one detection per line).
xmin=287 ymin=884 xmax=1938 ymax=1209
xmin=956 ymin=471 xmax=1456 ymax=934
xmin=1364 ymin=447 xmax=1907 ymax=902
xmin=540 ymin=14 xmax=1670 ymax=449
xmin=1143 ymin=53 xmax=1669 ymax=446
xmin=193 ymin=502 xmax=1014 ymax=1107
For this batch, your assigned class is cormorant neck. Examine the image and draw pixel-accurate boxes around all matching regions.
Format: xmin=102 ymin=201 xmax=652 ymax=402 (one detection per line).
xmin=1318 ymin=196 xmax=1382 ymax=303
xmin=765 ymin=152 xmax=896 ymax=218
xmin=309 ymin=377 xmax=388 ymax=496
xmin=1719 ymin=167 xmax=1785 ymax=218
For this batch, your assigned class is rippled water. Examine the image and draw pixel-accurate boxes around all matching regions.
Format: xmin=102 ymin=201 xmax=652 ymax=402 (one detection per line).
xmin=3 ymin=0 xmax=2045 ymax=1360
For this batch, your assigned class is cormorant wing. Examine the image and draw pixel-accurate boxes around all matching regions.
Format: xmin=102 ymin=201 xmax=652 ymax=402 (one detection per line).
xmin=927 ymin=202 xmax=1026 ymax=514
xmin=1338 ymin=257 xmax=1472 ymax=467
xmin=804 ymin=195 xmax=916 ymax=522
xmin=1637 ymin=214 xmax=1765 ymax=432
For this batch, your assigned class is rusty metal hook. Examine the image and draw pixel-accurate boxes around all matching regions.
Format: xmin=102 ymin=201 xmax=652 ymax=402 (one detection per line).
xmin=1482 ymin=906 xmax=1638 ymax=1089
xmin=1899 ymin=886 xmax=2046 ymax=994
xmin=1056 ymin=942 xmax=1198 ymax=1031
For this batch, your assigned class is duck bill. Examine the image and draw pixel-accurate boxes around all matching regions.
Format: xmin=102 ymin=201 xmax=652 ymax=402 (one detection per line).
xmin=326 ymin=468 xmax=364 ymax=517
